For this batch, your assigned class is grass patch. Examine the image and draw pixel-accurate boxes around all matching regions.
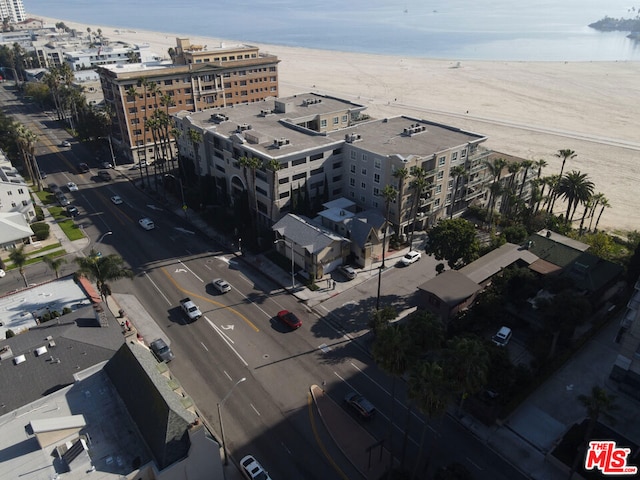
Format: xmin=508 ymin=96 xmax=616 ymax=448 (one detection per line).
xmin=25 ymin=249 xmax=65 ymax=266
xmin=48 ymin=205 xmax=67 ymax=221
xmin=58 ymin=220 xmax=85 ymax=241
xmin=32 ymin=242 xmax=62 ymax=254
xmin=35 ymin=190 xmax=55 ymax=205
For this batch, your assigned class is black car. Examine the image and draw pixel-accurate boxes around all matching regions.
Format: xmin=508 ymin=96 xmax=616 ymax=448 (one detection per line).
xmin=77 ymin=163 xmax=90 ymax=173
xmin=344 ymin=391 xmax=376 ymax=419
xmin=149 ymin=338 xmax=174 ymax=363
xmin=97 ymin=169 xmax=112 ymax=181
xmin=66 ymin=205 xmax=79 ymax=217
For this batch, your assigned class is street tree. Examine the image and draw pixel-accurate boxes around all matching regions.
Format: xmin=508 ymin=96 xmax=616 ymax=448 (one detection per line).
xmin=428 ymin=218 xmax=479 ymax=268
xmin=43 ymin=255 xmax=66 ymax=279
xmin=75 ymin=250 xmax=134 ymax=301
xmin=9 ymin=245 xmax=29 ymax=287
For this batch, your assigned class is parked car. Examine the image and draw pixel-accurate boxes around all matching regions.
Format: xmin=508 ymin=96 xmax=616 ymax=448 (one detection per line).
xmin=110 ymin=195 xmax=123 ymax=205
xmin=277 ymin=309 xmax=302 ymax=329
xmin=129 ymin=161 xmax=148 ymax=170
xmin=66 ymin=182 xmax=78 ymax=192
xmin=344 ymin=391 xmax=376 ymax=419
xmin=77 ymin=163 xmax=90 ymax=173
xmin=47 ymin=183 xmax=60 ymax=193
xmin=100 ymin=161 xmax=113 ymax=169
xmin=97 ymin=169 xmax=112 ymax=181
xmin=138 ymin=218 xmax=155 ymax=230
xmin=57 ymin=195 xmax=70 ymax=207
xmin=400 ymin=250 xmax=422 ymax=266
xmin=339 ymin=265 xmax=358 ymax=280
xmin=66 ymin=205 xmax=79 ymax=217
xmin=492 ymin=326 xmax=512 ymax=347
xmin=240 ymin=455 xmax=272 ymax=480
xmin=149 ymin=338 xmax=174 ymax=362
xmin=0 ymin=269 xmax=5 ymax=278
xmin=212 ymin=278 xmax=231 ymax=293
xmin=60 ymin=140 xmax=71 ymax=147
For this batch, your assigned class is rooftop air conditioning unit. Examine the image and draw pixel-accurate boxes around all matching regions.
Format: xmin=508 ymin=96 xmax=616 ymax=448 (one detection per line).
xmin=13 ymin=354 xmax=26 ymax=365
xmin=35 ymin=346 xmax=48 ymax=357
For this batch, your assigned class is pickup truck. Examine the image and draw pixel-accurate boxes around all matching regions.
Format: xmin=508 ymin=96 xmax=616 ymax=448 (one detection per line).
xmin=180 ymin=297 xmax=202 ymax=321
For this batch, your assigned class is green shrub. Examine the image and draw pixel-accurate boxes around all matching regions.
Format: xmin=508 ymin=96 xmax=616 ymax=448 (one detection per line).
xmin=34 ymin=205 xmax=44 ymax=221
xmin=5 ymin=329 xmax=15 ymax=339
xmin=31 ymin=222 xmax=50 ymax=240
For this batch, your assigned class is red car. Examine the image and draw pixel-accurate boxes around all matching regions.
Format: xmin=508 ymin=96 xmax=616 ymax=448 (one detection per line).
xmin=277 ymin=310 xmax=302 ymax=329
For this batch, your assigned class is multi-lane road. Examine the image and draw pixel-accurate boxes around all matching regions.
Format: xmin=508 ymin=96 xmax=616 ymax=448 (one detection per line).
xmin=1 ymin=84 xmax=526 ymax=479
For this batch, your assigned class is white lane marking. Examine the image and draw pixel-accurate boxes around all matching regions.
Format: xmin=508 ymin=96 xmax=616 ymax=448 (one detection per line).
xmin=319 ymin=343 xmax=331 ymax=353
xmin=143 ymin=271 xmax=172 ymax=305
xmin=221 ymin=325 xmax=235 ymax=330
xmin=224 ymin=371 xmax=232 ymax=381
xmin=250 ymin=403 xmax=261 ymax=416
xmin=206 ymin=316 xmax=248 ymax=367
xmin=201 ymin=342 xmax=209 ymax=352
xmin=466 ymin=457 xmax=483 ymax=470
xmin=185 ymin=249 xmax=193 ymax=255
xmin=179 ymin=259 xmax=204 ymax=283
xmin=281 ymin=442 xmax=291 ymax=455
xmin=175 ymin=268 xmax=187 ymax=273
xmin=204 ymin=263 xmax=212 ymax=270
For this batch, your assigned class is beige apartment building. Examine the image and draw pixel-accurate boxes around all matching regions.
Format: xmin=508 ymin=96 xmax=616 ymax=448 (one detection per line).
xmin=173 ymin=92 xmax=493 ymax=238
xmin=97 ymin=39 xmax=279 ymax=164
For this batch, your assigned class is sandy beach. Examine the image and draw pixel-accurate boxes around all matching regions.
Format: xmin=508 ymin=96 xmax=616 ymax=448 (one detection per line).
xmin=34 ymin=15 xmax=640 ymax=233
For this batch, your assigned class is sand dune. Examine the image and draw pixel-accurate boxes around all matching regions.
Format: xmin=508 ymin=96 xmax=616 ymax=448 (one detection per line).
xmin=36 ymin=15 xmax=640 ymax=233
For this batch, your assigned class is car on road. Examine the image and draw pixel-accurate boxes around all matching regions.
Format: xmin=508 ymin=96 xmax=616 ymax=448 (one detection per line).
xmin=277 ymin=309 xmax=302 ymax=329
xmin=60 ymin=140 xmax=71 ymax=147
xmin=57 ymin=194 xmax=70 ymax=207
xmin=66 ymin=181 xmax=78 ymax=192
xmin=138 ymin=218 xmax=155 ymax=230
xmin=339 ymin=265 xmax=358 ymax=280
xmin=77 ymin=163 xmax=90 ymax=173
xmin=47 ymin=183 xmax=60 ymax=193
xmin=212 ymin=278 xmax=231 ymax=293
xmin=149 ymin=338 xmax=174 ymax=363
xmin=344 ymin=391 xmax=376 ymax=419
xmin=492 ymin=326 xmax=512 ymax=347
xmin=39 ymin=170 xmax=47 ymax=179
xmin=240 ymin=455 xmax=272 ymax=480
xmin=129 ymin=161 xmax=148 ymax=170
xmin=66 ymin=205 xmax=79 ymax=217
xmin=97 ymin=169 xmax=112 ymax=181
xmin=110 ymin=195 xmax=123 ymax=205
xmin=0 ymin=269 xmax=5 ymax=278
xmin=400 ymin=250 xmax=421 ymax=266
xmin=100 ymin=161 xmax=113 ymax=169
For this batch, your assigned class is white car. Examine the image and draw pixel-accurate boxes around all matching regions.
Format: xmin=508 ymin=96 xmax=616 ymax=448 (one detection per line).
xmin=0 ymin=269 xmax=5 ymax=278
xmin=240 ymin=455 xmax=272 ymax=480
xmin=212 ymin=278 xmax=231 ymax=293
xmin=111 ymin=195 xmax=123 ymax=205
xmin=61 ymin=140 xmax=71 ymax=147
xmin=66 ymin=182 xmax=78 ymax=192
xmin=138 ymin=218 xmax=155 ymax=230
xmin=400 ymin=250 xmax=422 ymax=266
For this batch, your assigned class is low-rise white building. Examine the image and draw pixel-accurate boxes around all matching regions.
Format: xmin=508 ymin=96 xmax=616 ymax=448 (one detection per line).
xmin=0 ymin=151 xmax=35 ymax=221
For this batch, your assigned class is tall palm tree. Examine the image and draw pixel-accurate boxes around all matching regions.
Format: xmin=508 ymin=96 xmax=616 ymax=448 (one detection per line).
xmin=43 ymin=255 xmax=66 ymax=279
xmin=557 ymin=170 xmax=594 ymax=225
xmin=392 ymin=167 xmax=409 ymax=236
xmin=407 ymin=168 xmax=428 ymax=248
xmin=126 ymin=85 xmax=146 ymax=187
xmin=75 ymin=251 xmax=134 ymax=301
xmin=586 ymin=192 xmax=604 ymax=233
xmin=485 ymin=157 xmax=507 ymax=225
xmin=541 ymin=174 xmax=560 ymax=214
xmin=9 ymin=245 xmax=29 ymax=287
xmin=160 ymin=93 xmax=176 ymax=169
xmin=138 ymin=77 xmax=152 ymax=181
xmin=593 ymin=197 xmax=610 ymax=233
xmin=569 ymin=386 xmax=618 ymax=479
xmin=449 ymin=165 xmax=467 ymax=219
xmin=238 ymin=155 xmax=263 ymax=235
xmin=550 ymin=149 xmax=577 ymax=212
xmin=534 ymin=158 xmax=548 ymax=179
xmin=517 ymin=159 xmax=534 ymax=200
xmin=381 ymin=184 xmax=397 ymax=268
xmin=264 ymin=158 xmax=281 ymax=221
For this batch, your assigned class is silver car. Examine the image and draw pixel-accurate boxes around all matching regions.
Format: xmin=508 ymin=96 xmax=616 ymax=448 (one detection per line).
xmin=212 ymin=278 xmax=231 ymax=293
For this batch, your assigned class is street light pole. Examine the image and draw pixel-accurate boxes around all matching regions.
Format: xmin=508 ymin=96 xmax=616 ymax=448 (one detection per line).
xmin=97 ymin=231 xmax=113 ymax=244
xmin=274 ymin=239 xmax=295 ymax=290
xmin=106 ymin=135 xmax=116 ymax=167
xmin=217 ymin=377 xmax=246 ymax=465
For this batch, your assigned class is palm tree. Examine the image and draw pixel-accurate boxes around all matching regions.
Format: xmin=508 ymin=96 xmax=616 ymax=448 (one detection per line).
xmin=138 ymin=77 xmax=152 ymax=181
xmin=586 ymin=192 xmax=605 ymax=233
xmin=593 ymin=197 xmax=610 ymax=233
xmin=517 ymin=159 xmax=534 ymax=200
xmin=381 ymin=184 xmax=397 ymax=268
xmin=550 ymin=149 xmax=577 ymax=212
xmin=264 ymin=158 xmax=281 ymax=221
xmin=43 ymin=255 xmax=66 ymax=279
xmin=238 ymin=155 xmax=263 ymax=235
xmin=446 ymin=336 xmax=489 ymax=412
xmin=568 ymin=386 xmax=618 ymax=478
xmin=407 ymin=168 xmax=428 ymax=248
xmin=534 ymin=158 xmax=548 ymax=179
xmin=449 ymin=165 xmax=467 ymax=219
xmin=557 ymin=171 xmax=594 ymax=225
xmin=9 ymin=245 xmax=28 ymax=287
xmin=392 ymin=167 xmax=409 ymax=236
xmin=541 ymin=174 xmax=560 ymax=214
xmin=75 ymin=251 xmax=134 ymax=301
xmin=485 ymin=157 xmax=507 ymax=225
xmin=126 ymin=85 xmax=146 ymax=186
xmin=372 ymin=324 xmax=412 ymax=475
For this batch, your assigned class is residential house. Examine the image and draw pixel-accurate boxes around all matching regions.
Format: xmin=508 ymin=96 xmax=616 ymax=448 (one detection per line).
xmin=272 ymin=213 xmax=351 ymax=280
xmin=418 ymin=270 xmax=483 ymax=321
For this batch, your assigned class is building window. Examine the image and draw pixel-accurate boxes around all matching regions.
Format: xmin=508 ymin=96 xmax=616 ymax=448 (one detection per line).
xmin=362 ymin=153 xmax=368 ymax=162
xmin=333 ymin=175 xmax=342 ymax=182
xmin=452 ymin=152 xmax=458 ymax=161
xmin=437 ymin=171 xmax=444 ymax=180
xmin=7 ymin=191 xmax=12 ymax=196
xmin=373 ymin=187 xmax=380 ymax=196
xmin=18 ymin=188 xmax=23 ymax=194
xmin=350 ymin=151 xmax=356 ymax=159
xmin=374 ymin=173 xmax=380 ymax=184
xmin=361 ymin=182 xmax=366 ymax=189
xmin=350 ymin=164 xmax=356 ymax=173
xmin=435 ymin=184 xmax=442 ymax=194
xmin=361 ymin=168 xmax=367 ymax=175
xmin=438 ymin=156 xmax=446 ymax=166
xmin=434 ymin=199 xmax=440 ymax=207
xmin=293 ymin=172 xmax=306 ymax=181
xmin=349 ymin=178 xmax=356 ymax=186
xmin=321 ymin=119 xmax=327 ymax=128
xmin=279 ymin=177 xmax=289 ymax=184
xmin=310 ymin=167 xmax=324 ymax=176
xmin=333 ymin=188 xmax=342 ymax=195
xmin=333 ymin=117 xmax=339 ymax=125
xmin=374 ymin=158 xmax=381 ymax=169
xmin=22 ymin=200 xmax=28 ymax=206
xmin=310 ymin=153 xmax=323 ymax=161
xmin=279 ymin=191 xmax=290 ymax=199
xmin=461 ymin=148 xmax=467 ymax=158
xmin=342 ymin=115 xmax=347 ymax=123
xmin=292 ymin=158 xmax=306 ymax=166
xmin=373 ymin=200 xmax=379 ymax=208
xmin=333 ymin=161 xmax=342 ymax=169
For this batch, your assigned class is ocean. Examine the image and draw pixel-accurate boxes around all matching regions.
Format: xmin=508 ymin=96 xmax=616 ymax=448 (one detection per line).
xmin=26 ymin=0 xmax=640 ymax=61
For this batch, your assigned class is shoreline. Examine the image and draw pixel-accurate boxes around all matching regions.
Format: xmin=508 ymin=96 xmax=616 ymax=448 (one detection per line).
xmin=31 ymin=14 xmax=640 ymax=233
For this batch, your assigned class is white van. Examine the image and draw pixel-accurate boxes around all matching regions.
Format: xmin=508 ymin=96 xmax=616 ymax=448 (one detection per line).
xmin=492 ymin=326 xmax=512 ymax=346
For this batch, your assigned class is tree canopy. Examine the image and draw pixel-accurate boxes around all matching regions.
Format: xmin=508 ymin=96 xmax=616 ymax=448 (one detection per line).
xmin=427 ymin=218 xmax=479 ymax=268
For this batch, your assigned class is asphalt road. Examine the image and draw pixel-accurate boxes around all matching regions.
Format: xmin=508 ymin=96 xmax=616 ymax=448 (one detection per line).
xmin=1 ymin=84 xmax=527 ymax=480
